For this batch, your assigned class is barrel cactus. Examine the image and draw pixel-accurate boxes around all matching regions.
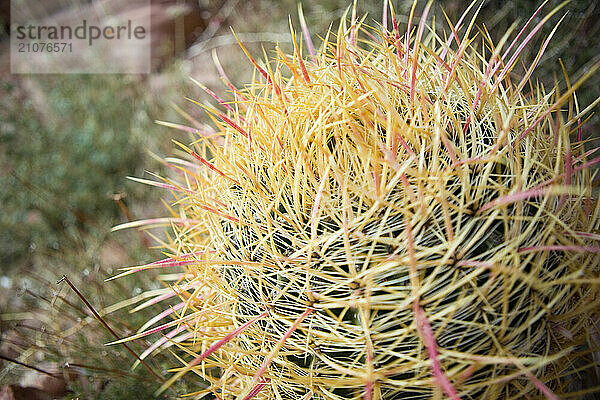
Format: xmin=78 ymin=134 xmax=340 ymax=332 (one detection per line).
xmin=114 ymin=2 xmax=600 ymax=399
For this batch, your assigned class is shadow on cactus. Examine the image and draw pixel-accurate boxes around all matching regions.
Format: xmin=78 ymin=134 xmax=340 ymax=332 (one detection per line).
xmin=113 ymin=1 xmax=600 ymax=399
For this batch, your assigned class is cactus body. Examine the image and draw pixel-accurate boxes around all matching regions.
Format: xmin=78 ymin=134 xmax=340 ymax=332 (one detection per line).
xmin=119 ymin=3 xmax=600 ymax=399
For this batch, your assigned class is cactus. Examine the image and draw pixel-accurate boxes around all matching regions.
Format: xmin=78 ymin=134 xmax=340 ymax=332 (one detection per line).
xmin=114 ymin=2 xmax=600 ymax=399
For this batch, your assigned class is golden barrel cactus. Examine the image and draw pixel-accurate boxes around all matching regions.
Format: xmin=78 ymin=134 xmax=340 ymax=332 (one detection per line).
xmin=114 ymin=2 xmax=600 ymax=399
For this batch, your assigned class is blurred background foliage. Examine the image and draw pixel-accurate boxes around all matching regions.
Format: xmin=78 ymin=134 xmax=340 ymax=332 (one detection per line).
xmin=1 ymin=75 xmax=148 ymax=267
xmin=0 ymin=0 xmax=598 ymax=398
